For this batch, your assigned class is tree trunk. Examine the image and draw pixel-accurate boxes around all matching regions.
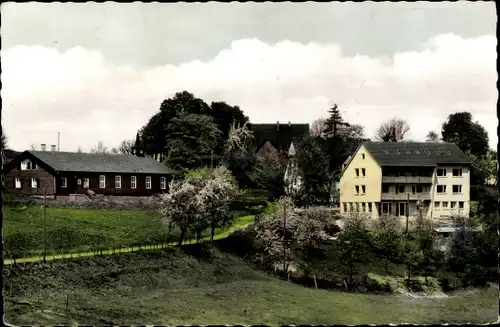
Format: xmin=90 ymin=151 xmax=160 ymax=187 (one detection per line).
xmin=210 ymin=222 xmax=216 ymax=242
xmin=178 ymin=228 xmax=186 ymax=246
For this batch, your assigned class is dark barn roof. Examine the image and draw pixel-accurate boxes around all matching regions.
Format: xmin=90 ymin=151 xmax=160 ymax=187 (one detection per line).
xmin=9 ymin=151 xmax=173 ymax=174
xmin=363 ymin=142 xmax=471 ymax=167
xmin=251 ymin=122 xmax=310 ymax=152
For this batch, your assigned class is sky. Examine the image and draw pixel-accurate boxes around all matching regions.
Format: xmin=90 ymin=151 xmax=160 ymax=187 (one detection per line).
xmin=1 ymin=2 xmax=497 ymax=152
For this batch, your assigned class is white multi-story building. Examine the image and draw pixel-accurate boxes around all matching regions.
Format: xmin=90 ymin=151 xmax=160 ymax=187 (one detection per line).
xmin=339 ymin=142 xmax=471 ymax=219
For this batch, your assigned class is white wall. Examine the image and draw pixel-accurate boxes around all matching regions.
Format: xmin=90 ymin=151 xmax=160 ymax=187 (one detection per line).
xmin=431 ymin=165 xmax=470 ymax=218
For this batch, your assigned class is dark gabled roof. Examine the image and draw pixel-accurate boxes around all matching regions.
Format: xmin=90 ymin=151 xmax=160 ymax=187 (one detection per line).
xmin=362 ymin=142 xmax=471 ymax=167
xmin=24 ymin=151 xmax=173 ymax=174
xmin=251 ymin=122 xmax=310 ymax=152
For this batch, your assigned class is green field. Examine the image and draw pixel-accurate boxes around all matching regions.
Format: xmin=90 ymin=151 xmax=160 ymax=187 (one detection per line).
xmin=4 ymin=245 xmax=498 ymax=325
xmin=4 ymin=205 xmax=255 ymax=259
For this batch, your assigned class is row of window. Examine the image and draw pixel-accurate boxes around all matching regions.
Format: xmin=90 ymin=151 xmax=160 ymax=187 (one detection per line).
xmin=14 ymin=176 xmax=167 ymax=190
xmin=436 ymin=185 xmax=463 ymax=194
xmin=437 ymin=168 xmax=463 ymax=177
xmin=343 ymin=202 xmax=373 ymax=213
xmin=20 ymin=161 xmax=37 ymax=170
xmin=434 ymin=201 xmax=465 ymax=209
xmin=382 ymin=184 xmax=426 ymax=194
xmin=354 ymin=168 xmax=366 ymax=178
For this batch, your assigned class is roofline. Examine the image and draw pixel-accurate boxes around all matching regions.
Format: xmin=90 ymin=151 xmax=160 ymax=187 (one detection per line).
xmin=339 ymin=143 xmax=369 ymax=179
xmin=3 ymin=150 xmax=58 ymax=176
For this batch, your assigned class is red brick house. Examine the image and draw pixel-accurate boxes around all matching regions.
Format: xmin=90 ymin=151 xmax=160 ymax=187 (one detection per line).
xmin=3 ymin=150 xmax=173 ymax=197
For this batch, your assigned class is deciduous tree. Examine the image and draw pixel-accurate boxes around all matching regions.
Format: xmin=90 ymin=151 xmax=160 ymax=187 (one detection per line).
xmin=90 ymin=141 xmax=108 ymax=154
xmin=375 ymin=117 xmax=410 ymax=142
xmin=441 ymin=111 xmax=489 ymax=157
xmin=426 ymin=131 xmax=440 ymax=142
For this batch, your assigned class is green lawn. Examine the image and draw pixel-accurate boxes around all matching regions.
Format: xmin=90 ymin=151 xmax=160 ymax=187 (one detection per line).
xmin=4 ymin=245 xmax=498 ymax=325
xmin=4 ymin=205 xmax=255 ymax=259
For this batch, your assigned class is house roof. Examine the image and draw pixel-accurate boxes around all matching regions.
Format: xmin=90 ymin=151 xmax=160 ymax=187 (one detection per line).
xmin=362 ymin=142 xmax=471 ymax=167
xmin=251 ymin=122 xmax=310 ymax=152
xmin=26 ymin=151 xmax=173 ymax=174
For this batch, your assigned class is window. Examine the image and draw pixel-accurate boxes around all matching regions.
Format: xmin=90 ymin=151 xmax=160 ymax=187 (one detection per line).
xmin=452 ymin=168 xmax=463 ymax=177
xmin=20 ymin=161 xmax=27 ymax=170
xmin=361 ymin=168 xmax=366 ymax=177
xmin=15 ymin=178 xmax=21 ymax=188
xmin=61 ymin=177 xmax=67 ymax=188
xmin=146 ymin=176 xmax=152 ymax=189
xmin=382 ymin=202 xmax=393 ymax=214
xmin=382 ymin=184 xmax=390 ymax=193
xmin=361 ymin=185 xmax=366 ymax=194
xmin=437 ymin=185 xmax=446 ymax=194
xmin=434 ymin=202 xmax=440 ymax=208
xmin=361 ymin=154 xmax=365 ymax=159
xmin=83 ymin=178 xmax=89 ymax=188
xmin=411 ymin=185 xmax=417 ymax=194
xmin=355 ymin=185 xmax=360 ymax=194
xmin=367 ymin=203 xmax=372 ymax=212
xmin=355 ymin=168 xmax=360 ymax=177
xmin=77 ymin=179 xmax=82 ymax=185
xmin=131 ymin=176 xmax=137 ymax=189
xmin=442 ymin=201 xmax=448 ymax=208
xmin=31 ymin=178 xmax=38 ymax=188
xmin=458 ymin=201 xmax=464 ymax=209
xmin=99 ymin=175 xmax=106 ymax=188
xmin=343 ymin=203 xmax=348 ymax=212
xmin=115 ymin=175 xmax=122 ymax=188
xmin=437 ymin=168 xmax=447 ymax=177
xmin=361 ymin=203 xmax=366 ymax=212
xmin=416 ymin=185 xmax=423 ymax=193
xmin=160 ymin=177 xmax=166 ymax=190
xmin=451 ymin=202 xmax=457 ymax=209
xmin=452 ymin=185 xmax=462 ymax=194
xmin=397 ymin=185 xmax=405 ymax=194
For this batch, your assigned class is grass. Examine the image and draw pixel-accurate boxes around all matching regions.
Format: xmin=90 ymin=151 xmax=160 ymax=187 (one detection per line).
xmin=4 ymin=245 xmax=498 ymax=325
xmin=4 ymin=205 xmax=256 ymax=259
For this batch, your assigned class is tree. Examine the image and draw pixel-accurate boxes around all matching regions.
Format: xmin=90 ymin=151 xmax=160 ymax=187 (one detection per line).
xmin=339 ymin=213 xmax=371 ymax=285
xmin=1 ymin=132 xmax=7 ymax=150
xmin=426 ymin=131 xmax=439 ymax=142
xmin=467 ymin=151 xmax=497 ymax=186
xmin=117 ymin=139 xmax=134 ymax=155
xmin=310 ymin=118 xmax=326 ymax=138
xmin=90 ymin=141 xmax=109 ymax=154
xmin=224 ymin=121 xmax=254 ymax=158
xmin=413 ymin=217 xmax=438 ymax=285
xmin=209 ymin=101 xmax=249 ymax=154
xmin=375 ymin=117 xmax=410 ymax=142
xmin=323 ymin=104 xmax=350 ymax=138
xmin=165 ymin=112 xmax=222 ymax=171
xmin=296 ymin=137 xmax=331 ymax=206
xmin=371 ymin=215 xmax=402 ymax=274
xmin=441 ymin=112 xmax=489 ymax=157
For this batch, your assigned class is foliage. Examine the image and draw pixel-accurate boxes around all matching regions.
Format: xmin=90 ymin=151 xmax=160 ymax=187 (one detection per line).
xmin=224 ymin=121 xmax=254 ymax=158
xmin=466 ymin=151 xmax=497 ymax=186
xmin=116 ymin=139 xmax=134 ymax=154
xmin=375 ymin=117 xmax=410 ymax=142
xmin=426 ymin=131 xmax=439 ymax=142
xmin=370 ymin=215 xmax=403 ymax=273
xmin=413 ymin=217 xmax=439 ymax=284
xmin=441 ymin=111 xmax=489 ymax=157
xmin=165 ymin=112 xmax=222 ymax=171
xmin=90 ymin=140 xmax=109 ymax=154
xmin=323 ymin=104 xmax=350 ymax=138
xmin=159 ymin=166 xmax=239 ymax=245
xmin=310 ymin=118 xmax=326 ymax=138
xmin=295 ymin=137 xmax=331 ymax=206
xmin=1 ymin=131 xmax=7 ymax=149
xmin=338 ymin=213 xmax=371 ymax=283
xmin=254 ymin=197 xmax=335 ymax=272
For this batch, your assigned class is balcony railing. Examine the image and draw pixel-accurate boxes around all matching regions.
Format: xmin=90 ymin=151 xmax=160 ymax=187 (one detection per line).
xmin=381 ymin=193 xmax=431 ymax=201
xmin=382 ymin=176 xmax=433 ymax=184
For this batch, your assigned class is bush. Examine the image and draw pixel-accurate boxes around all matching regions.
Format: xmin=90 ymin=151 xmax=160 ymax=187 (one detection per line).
xmin=4 ymin=231 xmax=39 ymax=258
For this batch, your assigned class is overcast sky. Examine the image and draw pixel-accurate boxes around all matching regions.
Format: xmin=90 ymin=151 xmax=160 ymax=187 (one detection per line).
xmin=1 ymin=2 xmax=497 ymax=152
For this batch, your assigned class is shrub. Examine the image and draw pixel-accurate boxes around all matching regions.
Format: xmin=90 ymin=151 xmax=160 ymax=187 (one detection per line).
xmin=4 ymin=231 xmax=39 ymax=258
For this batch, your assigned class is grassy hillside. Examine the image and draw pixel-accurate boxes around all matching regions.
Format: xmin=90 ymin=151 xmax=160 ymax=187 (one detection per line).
xmin=4 ymin=245 xmax=498 ymax=325
xmin=4 ymin=206 xmax=254 ymax=258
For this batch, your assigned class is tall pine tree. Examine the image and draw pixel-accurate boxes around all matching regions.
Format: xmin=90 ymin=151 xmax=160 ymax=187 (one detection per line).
xmin=323 ymin=104 xmax=350 ymax=138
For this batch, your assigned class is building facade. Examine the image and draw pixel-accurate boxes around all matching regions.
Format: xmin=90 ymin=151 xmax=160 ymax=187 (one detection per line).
xmin=4 ymin=150 xmax=172 ymax=197
xmin=339 ymin=142 xmax=471 ymax=219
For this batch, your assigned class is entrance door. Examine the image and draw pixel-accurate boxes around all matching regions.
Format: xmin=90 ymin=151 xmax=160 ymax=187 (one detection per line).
xmin=396 ymin=202 xmax=407 ymax=217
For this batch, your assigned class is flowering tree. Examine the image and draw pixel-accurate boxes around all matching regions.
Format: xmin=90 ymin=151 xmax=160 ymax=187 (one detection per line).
xmin=159 ymin=166 xmax=239 ymax=245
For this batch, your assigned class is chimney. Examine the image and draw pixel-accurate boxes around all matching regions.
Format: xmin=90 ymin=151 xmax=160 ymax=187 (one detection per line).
xmin=276 ymin=121 xmax=280 ymax=131
xmin=289 ymin=121 xmax=291 ymax=127
xmin=41 ymin=144 xmax=46 ymax=151
xmin=51 ymin=145 xmax=56 ymax=152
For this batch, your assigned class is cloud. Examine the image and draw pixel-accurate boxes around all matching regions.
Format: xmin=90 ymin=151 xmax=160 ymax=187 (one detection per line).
xmin=1 ymin=33 xmax=497 ymax=152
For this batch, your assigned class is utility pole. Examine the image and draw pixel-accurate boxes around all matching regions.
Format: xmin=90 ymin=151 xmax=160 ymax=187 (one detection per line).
xmin=283 ymin=201 xmax=287 ymax=274
xmin=405 ymin=193 xmax=410 ymax=233
xmin=43 ymin=188 xmax=47 ymax=263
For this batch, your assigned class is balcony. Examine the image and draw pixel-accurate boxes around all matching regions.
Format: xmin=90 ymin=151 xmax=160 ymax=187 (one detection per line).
xmin=381 ymin=193 xmax=431 ymax=201
xmin=382 ymin=176 xmax=432 ymax=184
